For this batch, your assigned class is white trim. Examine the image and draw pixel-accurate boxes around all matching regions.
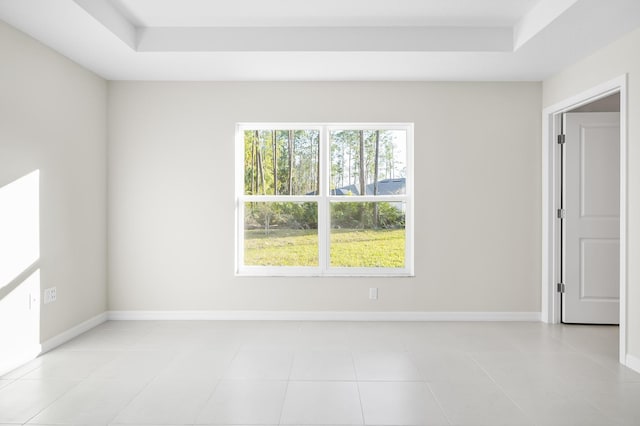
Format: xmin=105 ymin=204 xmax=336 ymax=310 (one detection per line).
xmin=626 ymin=354 xmax=640 ymax=374
xmin=405 ymin=124 xmax=415 ymax=276
xmin=541 ymin=110 xmax=562 ymax=324
xmin=40 ymin=312 xmax=108 ymax=353
xmin=107 ymin=310 xmax=540 ymax=322
xmin=620 ymin=81 xmax=628 ymax=365
xmin=541 ymin=75 xmax=627 ymax=365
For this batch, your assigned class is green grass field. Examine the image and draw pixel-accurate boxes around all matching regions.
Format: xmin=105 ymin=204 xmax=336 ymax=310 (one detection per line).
xmin=244 ymin=228 xmax=405 ymax=267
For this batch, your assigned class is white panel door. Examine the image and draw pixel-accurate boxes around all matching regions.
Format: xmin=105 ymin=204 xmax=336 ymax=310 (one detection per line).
xmin=563 ymin=112 xmax=620 ymax=324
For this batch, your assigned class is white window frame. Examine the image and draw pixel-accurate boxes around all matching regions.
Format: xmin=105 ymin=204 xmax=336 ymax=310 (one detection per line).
xmin=235 ymin=122 xmax=414 ymax=277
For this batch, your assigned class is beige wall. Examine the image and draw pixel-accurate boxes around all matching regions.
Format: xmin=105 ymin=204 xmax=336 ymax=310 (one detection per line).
xmin=0 ymin=21 xmax=107 ymax=341
xmin=543 ymin=27 xmax=640 ymax=361
xmin=0 ymin=18 xmax=545 ymax=341
xmin=108 ymin=81 xmax=542 ymax=313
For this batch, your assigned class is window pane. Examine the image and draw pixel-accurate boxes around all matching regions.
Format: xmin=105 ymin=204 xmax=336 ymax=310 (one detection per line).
xmin=244 ymin=202 xmax=318 ymax=266
xmin=244 ymin=129 xmax=320 ymax=195
xmin=330 ymin=130 xmax=406 ymax=196
xmin=330 ymin=202 xmax=405 ymax=267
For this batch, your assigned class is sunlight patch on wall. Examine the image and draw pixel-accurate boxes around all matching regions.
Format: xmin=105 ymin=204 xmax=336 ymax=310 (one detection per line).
xmin=0 ymin=269 xmax=40 ymax=374
xmin=0 ymin=170 xmax=40 ymax=289
xmin=0 ymin=170 xmax=41 ymax=375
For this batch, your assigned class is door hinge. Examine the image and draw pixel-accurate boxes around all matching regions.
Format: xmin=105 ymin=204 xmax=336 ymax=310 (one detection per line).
xmin=557 ymin=282 xmax=566 ymax=293
xmin=557 ymin=134 xmax=566 ymax=144
xmin=557 ymin=208 xmax=565 ymax=219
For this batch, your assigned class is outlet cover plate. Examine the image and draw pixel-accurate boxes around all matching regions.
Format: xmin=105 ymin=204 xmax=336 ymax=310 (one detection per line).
xmin=44 ymin=287 xmax=57 ymax=304
xmin=369 ymin=287 xmax=378 ymax=300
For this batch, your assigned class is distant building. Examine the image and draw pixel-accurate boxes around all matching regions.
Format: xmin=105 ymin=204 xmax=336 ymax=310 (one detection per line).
xmin=308 ymin=177 xmax=406 ymax=196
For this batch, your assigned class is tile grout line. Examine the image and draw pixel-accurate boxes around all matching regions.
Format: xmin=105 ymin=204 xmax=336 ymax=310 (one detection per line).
xmin=191 ymin=340 xmax=243 ymax=425
xmin=1 ymin=362 xmax=41 ymax=381
xmin=16 ymin=328 xmax=136 ymax=425
xmin=350 ymin=349 xmax=366 ymax=425
xmin=20 ymin=378 xmax=83 ymax=425
xmin=189 ymin=378 xmax=223 ymax=425
xmin=466 ymin=352 xmax=536 ymax=425
xmin=424 ymin=381 xmax=454 ymax=426
xmin=101 ymin=348 xmax=182 ymax=425
xmin=406 ymin=348 xmax=453 ymax=426
xmin=276 ymin=346 xmax=296 ymax=426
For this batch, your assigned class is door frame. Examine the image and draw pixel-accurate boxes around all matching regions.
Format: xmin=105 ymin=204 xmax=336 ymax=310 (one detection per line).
xmin=541 ymin=75 xmax=627 ymax=364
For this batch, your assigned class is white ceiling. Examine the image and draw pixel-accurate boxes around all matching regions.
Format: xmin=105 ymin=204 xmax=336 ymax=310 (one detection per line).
xmin=0 ymin=0 xmax=639 ymax=81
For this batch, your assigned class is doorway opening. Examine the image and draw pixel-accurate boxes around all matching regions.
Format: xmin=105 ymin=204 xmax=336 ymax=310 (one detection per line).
xmin=541 ymin=75 xmax=627 ymax=365
xmin=561 ymin=98 xmax=620 ymax=324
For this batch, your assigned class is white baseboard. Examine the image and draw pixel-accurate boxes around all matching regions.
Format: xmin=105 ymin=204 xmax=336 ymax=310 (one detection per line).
xmin=107 ymin=310 xmax=541 ymax=322
xmin=40 ymin=312 xmax=108 ymax=353
xmin=626 ymin=353 xmax=640 ymax=374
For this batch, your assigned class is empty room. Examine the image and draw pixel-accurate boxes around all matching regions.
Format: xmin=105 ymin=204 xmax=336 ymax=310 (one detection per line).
xmin=1 ymin=0 xmax=640 ymax=425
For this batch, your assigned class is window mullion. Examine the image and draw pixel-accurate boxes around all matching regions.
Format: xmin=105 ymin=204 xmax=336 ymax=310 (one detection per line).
xmin=327 ymin=196 xmax=409 ymax=203
xmin=318 ymin=125 xmax=330 ymax=272
xmin=238 ymin=195 xmax=318 ymax=203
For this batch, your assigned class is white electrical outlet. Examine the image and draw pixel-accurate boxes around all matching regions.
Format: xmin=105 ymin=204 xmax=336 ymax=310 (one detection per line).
xmin=44 ymin=287 xmax=57 ymax=304
xmin=369 ymin=287 xmax=378 ymax=300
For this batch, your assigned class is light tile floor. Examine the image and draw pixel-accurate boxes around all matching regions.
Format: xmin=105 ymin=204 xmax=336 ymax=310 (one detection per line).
xmin=1 ymin=321 xmax=639 ymax=425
